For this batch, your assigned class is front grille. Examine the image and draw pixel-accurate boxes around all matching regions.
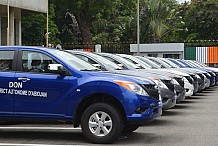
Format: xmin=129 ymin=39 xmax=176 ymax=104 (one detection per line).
xmin=185 ymin=76 xmax=193 ymax=84
xmin=190 ymin=75 xmax=197 ymax=82
xmin=198 ymin=74 xmax=205 ymax=80
xmin=203 ymin=73 xmax=210 ymax=78
xmin=161 ymin=80 xmax=174 ymax=92
xmin=208 ymin=72 xmax=215 ymax=77
xmin=143 ymin=84 xmax=159 ymax=101
xmin=174 ymin=77 xmax=184 ymax=87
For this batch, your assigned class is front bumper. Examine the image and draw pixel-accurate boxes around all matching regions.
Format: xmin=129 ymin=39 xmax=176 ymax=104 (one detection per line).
xmin=204 ymin=78 xmax=210 ymax=89
xmin=175 ymin=84 xmax=186 ymax=103
xmin=210 ymin=76 xmax=216 ymax=86
xmin=197 ymin=77 xmax=205 ymax=92
xmin=184 ymin=81 xmax=194 ymax=97
xmin=193 ymin=80 xmax=199 ymax=93
xmin=216 ymin=74 xmax=218 ymax=85
xmin=126 ymin=101 xmax=162 ymax=124
xmin=159 ymin=88 xmax=176 ymax=110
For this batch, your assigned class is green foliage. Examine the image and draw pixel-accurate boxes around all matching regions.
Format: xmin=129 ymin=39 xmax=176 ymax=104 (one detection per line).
xmin=140 ymin=0 xmax=179 ymax=43
xmin=185 ymin=0 xmax=218 ymax=40
xmin=22 ymin=0 xmax=60 ymax=46
xmin=91 ymin=0 xmax=137 ymax=43
xmin=21 ymin=0 xmax=218 ymax=46
xmin=48 ymin=2 xmax=61 ymax=44
xmin=22 ymin=14 xmax=46 ymax=45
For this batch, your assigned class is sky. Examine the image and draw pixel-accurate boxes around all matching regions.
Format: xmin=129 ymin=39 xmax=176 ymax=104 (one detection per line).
xmin=177 ymin=0 xmax=191 ymax=3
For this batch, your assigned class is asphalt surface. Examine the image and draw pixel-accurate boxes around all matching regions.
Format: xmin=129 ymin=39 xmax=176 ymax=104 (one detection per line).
xmin=0 ymin=86 xmax=218 ymax=146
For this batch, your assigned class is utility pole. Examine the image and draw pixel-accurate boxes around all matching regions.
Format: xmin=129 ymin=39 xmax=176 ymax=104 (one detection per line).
xmin=46 ymin=0 xmax=49 ymax=47
xmin=7 ymin=0 xmax=10 ymax=46
xmin=137 ymin=0 xmax=140 ymax=56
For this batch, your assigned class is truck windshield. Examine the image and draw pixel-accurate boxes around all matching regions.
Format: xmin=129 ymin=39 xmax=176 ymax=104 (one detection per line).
xmin=100 ymin=54 xmax=141 ymax=69
xmin=136 ymin=56 xmax=161 ymax=69
xmin=148 ymin=58 xmax=172 ymax=68
xmin=84 ymin=53 xmax=123 ymax=70
xmin=118 ymin=55 xmax=152 ymax=69
xmin=48 ymin=50 xmax=99 ymax=71
xmin=160 ymin=58 xmax=180 ymax=68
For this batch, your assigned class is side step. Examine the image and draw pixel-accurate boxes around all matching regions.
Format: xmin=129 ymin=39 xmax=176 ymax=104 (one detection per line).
xmin=0 ymin=124 xmax=81 ymax=130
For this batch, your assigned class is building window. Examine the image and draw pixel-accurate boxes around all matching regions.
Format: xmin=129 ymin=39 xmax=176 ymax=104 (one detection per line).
xmin=148 ymin=54 xmax=158 ymax=57
xmin=163 ymin=54 xmax=180 ymax=59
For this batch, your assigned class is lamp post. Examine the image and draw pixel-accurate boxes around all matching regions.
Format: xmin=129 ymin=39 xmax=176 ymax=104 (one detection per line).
xmin=7 ymin=0 xmax=10 ymax=46
xmin=46 ymin=0 xmax=49 ymax=47
xmin=137 ymin=0 xmax=140 ymax=56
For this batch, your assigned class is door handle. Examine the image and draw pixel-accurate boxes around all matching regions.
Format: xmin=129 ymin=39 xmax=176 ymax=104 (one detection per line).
xmin=18 ymin=77 xmax=30 ymax=81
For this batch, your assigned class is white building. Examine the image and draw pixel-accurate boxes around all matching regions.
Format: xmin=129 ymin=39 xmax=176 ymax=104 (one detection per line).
xmin=130 ymin=43 xmax=185 ymax=59
xmin=0 ymin=0 xmax=48 ymax=46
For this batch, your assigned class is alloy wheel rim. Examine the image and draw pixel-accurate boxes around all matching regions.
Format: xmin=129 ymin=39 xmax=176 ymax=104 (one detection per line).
xmin=88 ymin=111 xmax=113 ymax=137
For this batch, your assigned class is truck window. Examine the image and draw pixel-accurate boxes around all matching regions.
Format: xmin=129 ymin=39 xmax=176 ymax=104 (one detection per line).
xmin=22 ymin=51 xmax=58 ymax=73
xmin=0 ymin=51 xmax=14 ymax=71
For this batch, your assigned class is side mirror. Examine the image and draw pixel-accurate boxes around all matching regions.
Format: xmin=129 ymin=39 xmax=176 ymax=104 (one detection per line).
xmin=92 ymin=64 xmax=102 ymax=69
xmin=136 ymin=64 xmax=141 ymax=67
xmin=48 ymin=64 xmax=66 ymax=75
xmin=117 ymin=64 xmax=124 ymax=67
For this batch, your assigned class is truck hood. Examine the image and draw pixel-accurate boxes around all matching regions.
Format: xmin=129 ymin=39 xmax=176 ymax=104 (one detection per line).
xmin=87 ymin=71 xmax=155 ymax=85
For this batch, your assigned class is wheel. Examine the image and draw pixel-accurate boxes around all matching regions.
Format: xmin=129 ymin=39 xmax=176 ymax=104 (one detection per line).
xmin=123 ymin=124 xmax=140 ymax=133
xmin=81 ymin=102 xmax=123 ymax=144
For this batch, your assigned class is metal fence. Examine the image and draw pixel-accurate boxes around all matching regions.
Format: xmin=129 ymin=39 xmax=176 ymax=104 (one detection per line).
xmin=61 ymin=42 xmax=132 ymax=54
xmin=184 ymin=40 xmax=218 ymax=47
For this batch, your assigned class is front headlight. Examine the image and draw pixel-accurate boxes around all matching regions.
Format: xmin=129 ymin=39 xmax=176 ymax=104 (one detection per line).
xmin=212 ymin=72 xmax=216 ymax=76
xmin=182 ymin=76 xmax=185 ymax=81
xmin=206 ymin=73 xmax=211 ymax=77
xmin=183 ymin=77 xmax=189 ymax=83
xmin=172 ymin=78 xmax=180 ymax=85
xmin=113 ymin=80 xmax=149 ymax=96
xmin=196 ymin=74 xmax=201 ymax=79
xmin=202 ymin=74 xmax=206 ymax=79
xmin=149 ymin=78 xmax=168 ymax=89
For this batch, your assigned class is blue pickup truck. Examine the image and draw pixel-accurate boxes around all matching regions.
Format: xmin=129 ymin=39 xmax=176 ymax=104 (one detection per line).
xmin=0 ymin=46 xmax=162 ymax=143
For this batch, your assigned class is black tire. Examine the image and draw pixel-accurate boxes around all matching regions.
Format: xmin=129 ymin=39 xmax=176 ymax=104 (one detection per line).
xmin=81 ymin=102 xmax=123 ymax=144
xmin=123 ymin=124 xmax=140 ymax=133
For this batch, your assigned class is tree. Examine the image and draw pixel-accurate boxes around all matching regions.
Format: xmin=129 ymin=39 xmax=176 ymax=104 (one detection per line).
xmin=140 ymin=0 xmax=178 ymax=43
xmin=185 ymin=0 xmax=218 ymax=40
xmin=22 ymin=0 xmax=60 ymax=45
xmin=22 ymin=13 xmax=46 ymax=45
xmin=54 ymin=0 xmax=137 ymax=46
xmin=91 ymin=0 xmax=137 ymax=43
xmin=55 ymin=0 xmax=112 ymax=47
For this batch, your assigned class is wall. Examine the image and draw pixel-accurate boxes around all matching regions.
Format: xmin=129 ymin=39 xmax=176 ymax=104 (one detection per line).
xmin=0 ymin=0 xmax=48 ymax=13
xmin=130 ymin=43 xmax=184 ymax=58
xmin=184 ymin=46 xmax=218 ymax=66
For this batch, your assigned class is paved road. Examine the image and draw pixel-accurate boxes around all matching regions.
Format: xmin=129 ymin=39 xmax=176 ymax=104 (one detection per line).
xmin=0 ymin=86 xmax=218 ymax=146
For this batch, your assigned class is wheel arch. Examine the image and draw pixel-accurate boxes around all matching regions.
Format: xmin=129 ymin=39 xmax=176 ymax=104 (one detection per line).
xmin=73 ymin=93 xmax=126 ymax=127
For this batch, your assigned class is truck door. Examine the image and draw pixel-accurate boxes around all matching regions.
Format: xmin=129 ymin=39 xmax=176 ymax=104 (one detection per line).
xmin=13 ymin=50 xmax=70 ymax=118
xmin=0 ymin=50 xmax=16 ymax=116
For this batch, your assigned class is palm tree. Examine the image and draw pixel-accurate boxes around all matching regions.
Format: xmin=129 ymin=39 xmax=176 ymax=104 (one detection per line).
xmin=141 ymin=0 xmax=176 ymax=42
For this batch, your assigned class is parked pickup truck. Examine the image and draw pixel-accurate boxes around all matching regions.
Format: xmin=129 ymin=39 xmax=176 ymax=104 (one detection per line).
xmin=0 ymin=46 xmax=162 ymax=143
